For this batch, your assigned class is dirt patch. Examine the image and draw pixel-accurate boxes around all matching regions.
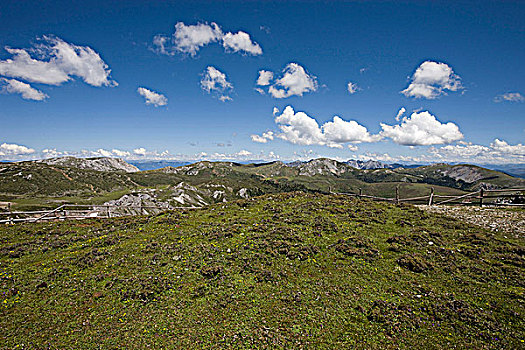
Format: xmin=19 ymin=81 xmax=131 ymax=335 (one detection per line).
xmin=418 ymin=205 xmax=524 ymax=237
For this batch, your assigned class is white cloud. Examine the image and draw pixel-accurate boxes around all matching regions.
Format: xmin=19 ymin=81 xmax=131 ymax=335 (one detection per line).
xmin=42 ymin=148 xmax=64 ymax=158
xmin=401 ymin=61 xmax=462 ymax=99
xmin=96 ymin=149 xmax=113 ymax=157
xmin=0 ymin=143 xmax=35 ymax=156
xmin=133 ymin=147 xmax=147 ymax=156
xmin=222 ymin=31 xmax=262 ymax=55
xmin=153 ymin=22 xmax=262 ymax=56
xmin=490 ymin=139 xmax=525 ymax=155
xmin=494 ymin=92 xmax=525 ymax=103
xmin=201 ymin=66 xmax=233 ymax=101
xmin=173 ymin=22 xmax=223 ymax=56
xmin=380 ymin=111 xmax=463 ymax=146
xmin=256 ymin=70 xmax=273 ymax=86
xmin=111 ymin=149 xmax=131 ymax=157
xmin=236 ymin=149 xmax=252 ymax=157
xmin=265 ymin=63 xmax=318 ymax=98
xmin=270 ymin=106 xmax=378 ymax=147
xmin=0 ymin=47 xmax=69 ymax=85
xmin=1 ymin=78 xmax=48 ymax=101
xmin=137 ymin=87 xmax=168 ymax=107
xmin=429 ymin=139 xmax=525 ymax=164
xmin=152 ymin=35 xmax=170 ymax=55
xmin=322 ymin=116 xmax=381 ymax=144
xmin=347 ymin=145 xmax=358 ymax=151
xmin=251 ymin=131 xmax=274 ymax=143
xmin=0 ymin=36 xmax=116 ymax=90
xmin=395 ymin=107 xmax=406 ymax=121
xmin=347 ymin=82 xmax=360 ymax=94
xmin=219 ymin=95 xmax=232 ymax=102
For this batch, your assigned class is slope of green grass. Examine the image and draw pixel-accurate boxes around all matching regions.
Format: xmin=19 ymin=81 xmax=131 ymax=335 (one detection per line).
xmin=1 ymin=193 xmax=523 ymax=348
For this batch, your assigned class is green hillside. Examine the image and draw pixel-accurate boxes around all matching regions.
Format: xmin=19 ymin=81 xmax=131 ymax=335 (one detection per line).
xmin=1 ymin=158 xmax=524 ymax=211
xmin=1 ymin=193 xmax=523 ymax=348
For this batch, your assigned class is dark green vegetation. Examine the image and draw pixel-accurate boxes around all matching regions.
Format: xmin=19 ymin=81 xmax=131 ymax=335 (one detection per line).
xmin=1 ymin=157 xmax=524 ymax=211
xmin=1 ymin=193 xmax=523 ymax=348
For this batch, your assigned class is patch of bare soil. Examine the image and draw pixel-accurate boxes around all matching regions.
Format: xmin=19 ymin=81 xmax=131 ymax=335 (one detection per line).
xmin=417 ymin=205 xmax=524 ymax=237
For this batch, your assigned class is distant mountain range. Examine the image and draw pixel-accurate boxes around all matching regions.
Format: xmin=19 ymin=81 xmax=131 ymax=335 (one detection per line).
xmin=128 ymin=160 xmax=192 ymax=171
xmin=129 ymin=159 xmax=425 ymax=171
xmin=1 ymin=156 xmax=523 ymax=211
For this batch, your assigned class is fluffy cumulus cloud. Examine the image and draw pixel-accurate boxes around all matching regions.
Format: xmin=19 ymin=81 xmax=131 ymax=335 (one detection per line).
xmin=380 ymin=111 xmax=463 ymax=146
xmin=153 ymin=22 xmax=262 ymax=56
xmin=0 ymin=143 xmax=35 ymax=156
xmin=251 ymin=131 xmax=274 ymax=143
xmin=490 ymin=139 xmax=525 ymax=155
xmin=494 ymin=92 xmax=525 ymax=103
xmin=1 ymin=78 xmax=48 ymax=101
xmin=262 ymin=106 xmax=378 ymax=148
xmin=0 ymin=36 xmax=116 ymax=87
xmin=137 ymin=87 xmax=168 ymax=107
xmin=222 ymin=31 xmax=262 ymax=55
xmin=255 ymin=64 xmax=318 ymax=98
xmin=0 ymin=36 xmax=116 ymax=100
xmin=265 ymin=63 xmax=318 ymax=98
xmin=200 ymin=66 xmax=233 ymax=101
xmin=111 ymin=149 xmax=131 ymax=157
xmin=133 ymin=148 xmax=147 ymax=156
xmin=256 ymin=70 xmax=273 ymax=86
xmin=347 ymin=82 xmax=360 ymax=94
xmin=322 ymin=117 xmax=380 ymax=145
xmin=401 ymin=61 xmax=462 ymax=99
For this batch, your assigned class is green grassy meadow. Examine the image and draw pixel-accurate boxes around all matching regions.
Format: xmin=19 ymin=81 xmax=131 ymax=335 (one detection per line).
xmin=1 ymin=192 xmax=523 ymax=349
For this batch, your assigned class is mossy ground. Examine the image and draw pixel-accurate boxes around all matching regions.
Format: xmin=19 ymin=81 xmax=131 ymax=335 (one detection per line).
xmin=1 ymin=192 xmax=523 ymax=349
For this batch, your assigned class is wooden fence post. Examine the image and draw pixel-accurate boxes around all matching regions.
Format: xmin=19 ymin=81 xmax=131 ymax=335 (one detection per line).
xmin=428 ymin=187 xmax=434 ymax=206
xmin=479 ymin=188 xmax=484 ymax=207
xmin=8 ymin=203 xmax=13 ymax=225
xmin=359 ymin=188 xmax=362 ymax=197
xmin=395 ymin=186 xmax=399 ymax=205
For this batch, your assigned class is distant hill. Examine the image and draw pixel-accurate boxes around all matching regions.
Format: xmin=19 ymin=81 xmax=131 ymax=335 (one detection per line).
xmin=1 ymin=157 xmax=523 ymax=210
xmin=482 ymin=164 xmax=525 ymax=179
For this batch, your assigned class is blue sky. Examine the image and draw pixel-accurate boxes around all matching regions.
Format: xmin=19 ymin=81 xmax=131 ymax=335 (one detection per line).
xmin=0 ymin=0 xmax=524 ymax=164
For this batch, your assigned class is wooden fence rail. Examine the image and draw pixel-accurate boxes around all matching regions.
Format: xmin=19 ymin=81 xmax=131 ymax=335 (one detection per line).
xmin=0 ymin=203 xmax=200 ymax=224
xmin=337 ymin=187 xmax=525 ymax=207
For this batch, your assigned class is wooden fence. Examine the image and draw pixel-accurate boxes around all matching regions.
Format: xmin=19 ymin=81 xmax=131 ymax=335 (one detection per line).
xmin=337 ymin=187 xmax=525 ymax=207
xmin=0 ymin=203 xmax=199 ymax=224
xmin=1 ymin=187 xmax=523 ymax=224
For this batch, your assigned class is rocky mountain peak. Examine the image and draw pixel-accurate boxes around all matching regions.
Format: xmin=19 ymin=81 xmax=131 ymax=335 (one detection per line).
xmin=37 ymin=157 xmax=139 ymax=173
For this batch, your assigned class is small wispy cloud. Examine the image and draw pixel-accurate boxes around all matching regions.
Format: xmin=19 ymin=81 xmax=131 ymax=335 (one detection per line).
xmin=137 ymin=87 xmax=168 ymax=107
